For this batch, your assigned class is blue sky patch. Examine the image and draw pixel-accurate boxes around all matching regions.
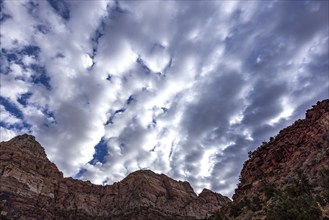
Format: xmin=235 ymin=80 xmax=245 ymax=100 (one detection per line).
xmin=30 ymin=64 xmax=51 ymax=90
xmin=0 ymin=0 xmax=11 ymax=23
xmin=107 ymin=1 xmax=128 ymax=20
xmin=126 ymin=95 xmax=134 ymax=105
xmin=22 ymin=45 xmax=40 ymax=58
xmin=2 ymin=48 xmax=19 ymax=63
xmin=36 ymin=25 xmax=50 ymax=34
xmin=147 ymin=119 xmax=157 ymax=129
xmin=0 ymin=96 xmax=24 ymax=120
xmin=24 ymin=1 xmax=39 ymax=16
xmin=0 ymin=11 xmax=11 ymax=23
xmin=89 ymin=138 xmax=108 ymax=165
xmin=0 ymin=120 xmax=31 ymax=132
xmin=47 ymin=0 xmax=70 ymax=20
xmin=2 ymin=45 xmax=40 ymax=66
xmin=91 ymin=28 xmax=104 ymax=59
xmin=36 ymin=24 xmax=50 ymax=34
xmin=106 ymin=74 xmax=112 ymax=81
xmin=17 ymin=92 xmax=33 ymax=107
xmin=105 ymin=108 xmax=126 ymax=125
xmin=73 ymin=168 xmax=86 ymax=179
xmin=115 ymin=109 xmax=125 ymax=114
xmin=136 ymin=57 xmax=151 ymax=74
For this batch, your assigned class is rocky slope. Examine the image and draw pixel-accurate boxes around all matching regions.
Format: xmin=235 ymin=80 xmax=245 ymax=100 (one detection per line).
xmin=0 ymin=134 xmax=230 ymax=220
xmin=219 ymin=99 xmax=329 ymax=220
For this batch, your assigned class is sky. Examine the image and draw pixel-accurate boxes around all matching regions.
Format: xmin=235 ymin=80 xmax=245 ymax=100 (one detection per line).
xmin=0 ymin=0 xmax=328 ymax=198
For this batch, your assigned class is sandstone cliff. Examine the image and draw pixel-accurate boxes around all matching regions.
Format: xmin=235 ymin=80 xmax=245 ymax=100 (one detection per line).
xmin=0 ymin=134 xmax=230 ymax=219
xmin=218 ymin=99 xmax=329 ymax=220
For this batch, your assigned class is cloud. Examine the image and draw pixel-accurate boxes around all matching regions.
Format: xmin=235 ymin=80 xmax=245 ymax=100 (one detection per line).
xmin=0 ymin=0 xmax=328 ymax=198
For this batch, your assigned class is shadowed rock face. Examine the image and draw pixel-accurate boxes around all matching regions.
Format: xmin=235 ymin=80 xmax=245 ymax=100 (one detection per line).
xmin=0 ymin=134 xmax=230 ymax=220
xmin=220 ymin=99 xmax=329 ymax=219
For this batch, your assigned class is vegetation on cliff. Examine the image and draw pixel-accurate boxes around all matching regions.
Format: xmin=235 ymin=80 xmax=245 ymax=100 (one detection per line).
xmin=210 ymin=99 xmax=329 ymax=220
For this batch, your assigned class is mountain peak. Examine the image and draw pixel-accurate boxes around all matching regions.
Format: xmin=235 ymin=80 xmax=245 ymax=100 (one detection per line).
xmin=0 ymin=135 xmax=229 ymax=219
xmin=306 ymin=99 xmax=329 ymax=120
xmin=4 ymin=133 xmax=47 ymax=159
xmin=1 ymin=99 xmax=328 ymax=219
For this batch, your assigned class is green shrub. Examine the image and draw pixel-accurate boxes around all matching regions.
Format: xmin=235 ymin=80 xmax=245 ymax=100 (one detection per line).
xmin=266 ymin=174 xmax=321 ymax=220
xmin=229 ymin=197 xmax=250 ymax=217
xmin=261 ymin=181 xmax=277 ymax=199
xmin=251 ymin=196 xmax=262 ymax=211
xmin=267 ymin=194 xmax=321 ymax=220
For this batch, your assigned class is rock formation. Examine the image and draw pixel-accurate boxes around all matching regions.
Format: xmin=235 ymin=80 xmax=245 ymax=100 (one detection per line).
xmin=0 ymin=135 xmax=230 ymax=219
xmin=1 ymin=99 xmax=329 ymax=220
xmin=218 ymin=99 xmax=329 ymax=219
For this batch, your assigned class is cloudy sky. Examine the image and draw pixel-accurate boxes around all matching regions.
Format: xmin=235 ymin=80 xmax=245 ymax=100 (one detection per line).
xmin=0 ymin=0 xmax=328 ymax=197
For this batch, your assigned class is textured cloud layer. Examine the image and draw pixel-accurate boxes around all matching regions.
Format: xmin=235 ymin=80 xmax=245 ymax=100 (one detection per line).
xmin=1 ymin=0 xmax=328 ymax=197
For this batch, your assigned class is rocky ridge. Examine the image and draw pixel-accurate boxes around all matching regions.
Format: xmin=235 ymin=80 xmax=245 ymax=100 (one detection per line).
xmin=1 ymin=99 xmax=329 ymax=220
xmin=219 ymin=99 xmax=329 ymax=219
xmin=0 ymin=135 xmax=230 ymax=219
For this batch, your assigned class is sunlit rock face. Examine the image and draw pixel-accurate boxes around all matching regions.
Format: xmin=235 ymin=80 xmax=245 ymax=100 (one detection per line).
xmin=0 ymin=134 xmax=230 ymax=219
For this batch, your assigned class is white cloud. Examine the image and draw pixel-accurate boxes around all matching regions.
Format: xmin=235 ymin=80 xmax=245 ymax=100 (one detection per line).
xmin=0 ymin=105 xmax=21 ymax=125
xmin=0 ymin=1 xmax=36 ymax=48
xmin=0 ymin=127 xmax=18 ymax=142
xmin=0 ymin=74 xmax=30 ymax=102
xmin=1 ymin=0 xmax=328 ymax=198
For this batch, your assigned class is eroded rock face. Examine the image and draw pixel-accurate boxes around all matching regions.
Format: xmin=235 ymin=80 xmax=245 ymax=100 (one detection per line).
xmin=0 ymin=134 xmax=230 ymax=219
xmin=225 ymin=99 xmax=329 ymax=219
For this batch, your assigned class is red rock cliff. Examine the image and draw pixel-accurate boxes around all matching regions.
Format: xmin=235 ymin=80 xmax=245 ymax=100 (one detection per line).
xmin=220 ymin=99 xmax=329 ymax=219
